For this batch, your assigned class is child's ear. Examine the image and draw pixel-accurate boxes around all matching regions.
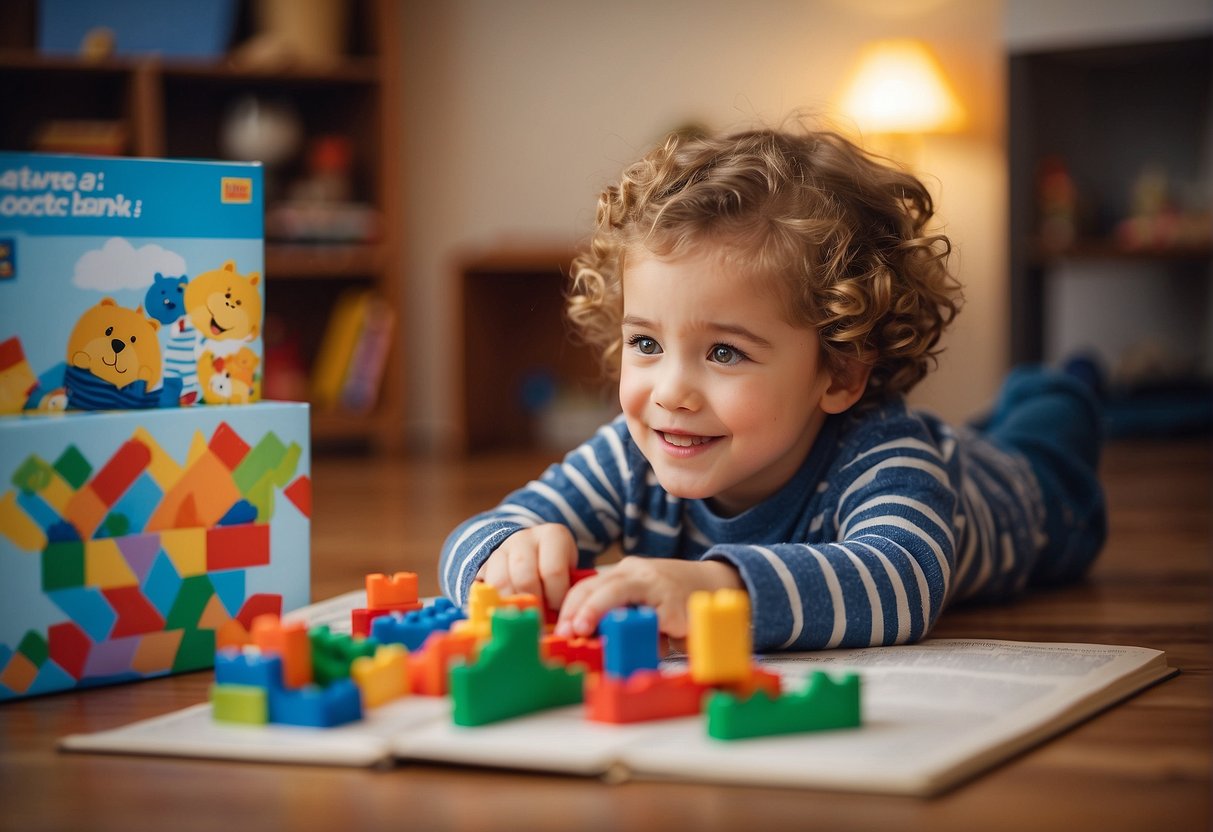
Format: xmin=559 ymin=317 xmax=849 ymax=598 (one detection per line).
xmin=820 ymin=357 xmax=872 ymax=414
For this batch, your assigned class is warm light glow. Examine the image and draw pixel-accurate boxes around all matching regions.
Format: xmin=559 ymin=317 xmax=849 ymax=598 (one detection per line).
xmin=838 ymin=39 xmax=966 ymax=135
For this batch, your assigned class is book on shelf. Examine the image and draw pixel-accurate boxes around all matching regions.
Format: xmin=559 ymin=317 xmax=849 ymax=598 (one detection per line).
xmin=61 ymin=590 xmax=1177 ymax=796
xmin=309 ymin=290 xmax=394 ymax=413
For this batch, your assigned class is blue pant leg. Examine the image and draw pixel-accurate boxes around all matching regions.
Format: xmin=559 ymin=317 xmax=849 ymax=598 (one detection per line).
xmin=981 ymin=366 xmax=1108 ymax=585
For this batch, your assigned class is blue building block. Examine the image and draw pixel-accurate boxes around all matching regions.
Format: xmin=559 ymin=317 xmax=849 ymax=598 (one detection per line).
xmin=214 ymin=648 xmax=283 ymax=690
xmin=268 ymin=678 xmax=363 ymax=727
xmin=371 ymin=597 xmax=466 ymax=650
xmin=601 ymin=606 xmax=661 ymax=679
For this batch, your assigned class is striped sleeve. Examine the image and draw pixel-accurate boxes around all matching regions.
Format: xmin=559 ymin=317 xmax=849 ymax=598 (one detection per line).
xmin=438 ymin=420 xmax=630 ymax=604
xmin=704 ymin=435 xmax=957 ymax=651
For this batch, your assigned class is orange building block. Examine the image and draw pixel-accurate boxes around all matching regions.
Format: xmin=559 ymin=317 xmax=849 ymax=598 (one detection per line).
xmin=250 ymin=615 xmax=313 ymax=688
xmin=0 ymin=652 xmax=38 ymax=694
xmin=541 ymin=634 xmax=603 ymax=672
xmin=408 ymin=631 xmax=478 ymax=696
xmin=366 ymin=572 xmax=422 ymax=612
xmin=215 ymin=618 xmax=251 ymax=651
xmin=719 ymin=663 xmax=782 ymax=700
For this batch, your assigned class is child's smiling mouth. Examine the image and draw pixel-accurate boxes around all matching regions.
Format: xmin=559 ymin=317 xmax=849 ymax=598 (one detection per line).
xmin=658 ymin=430 xmax=721 ymax=449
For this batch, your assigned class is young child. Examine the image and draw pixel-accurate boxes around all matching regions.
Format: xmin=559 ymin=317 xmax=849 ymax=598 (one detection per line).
xmin=439 ymin=125 xmax=1106 ymax=652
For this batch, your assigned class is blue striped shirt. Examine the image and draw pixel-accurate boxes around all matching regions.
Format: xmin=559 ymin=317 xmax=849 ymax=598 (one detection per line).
xmin=439 ymin=399 xmax=1049 ymax=652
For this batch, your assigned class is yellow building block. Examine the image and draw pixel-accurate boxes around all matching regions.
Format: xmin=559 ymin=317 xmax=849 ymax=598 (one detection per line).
xmin=133 ymin=427 xmax=182 ymax=491
xmin=86 ymin=538 xmax=138 ymax=588
xmin=0 ymin=491 xmax=47 ymax=551
xmin=688 ymin=589 xmax=753 ymax=685
xmin=451 ymin=581 xmax=500 ymax=641
xmin=160 ymin=527 xmax=207 ymax=576
xmin=351 ymin=644 xmax=410 ymax=708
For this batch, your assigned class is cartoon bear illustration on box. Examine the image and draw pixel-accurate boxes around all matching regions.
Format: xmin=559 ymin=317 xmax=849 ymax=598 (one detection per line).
xmin=199 ymin=346 xmax=260 ymax=404
xmin=146 ymin=261 xmax=262 ymax=405
xmin=64 ymin=298 xmax=181 ymax=410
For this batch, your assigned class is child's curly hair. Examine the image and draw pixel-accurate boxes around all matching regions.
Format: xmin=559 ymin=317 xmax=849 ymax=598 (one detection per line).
xmin=567 ymin=125 xmax=962 ymax=406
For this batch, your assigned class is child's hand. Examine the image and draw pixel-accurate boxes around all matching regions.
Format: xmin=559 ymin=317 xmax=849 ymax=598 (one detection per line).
xmin=554 ymin=557 xmax=743 ymax=639
xmin=476 ymin=523 xmax=579 ymax=613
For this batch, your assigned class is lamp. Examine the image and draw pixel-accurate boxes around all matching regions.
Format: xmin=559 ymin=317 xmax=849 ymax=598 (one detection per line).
xmin=837 ymin=39 xmax=965 ymax=146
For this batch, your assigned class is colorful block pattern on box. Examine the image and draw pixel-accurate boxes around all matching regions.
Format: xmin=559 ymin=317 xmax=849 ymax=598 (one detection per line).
xmin=0 ymin=153 xmax=264 ymax=412
xmin=0 ymin=402 xmax=310 ymax=700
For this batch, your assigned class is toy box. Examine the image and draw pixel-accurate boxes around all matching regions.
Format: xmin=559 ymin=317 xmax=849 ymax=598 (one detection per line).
xmin=0 ymin=402 xmax=311 ymax=700
xmin=0 ymin=152 xmax=264 ymax=413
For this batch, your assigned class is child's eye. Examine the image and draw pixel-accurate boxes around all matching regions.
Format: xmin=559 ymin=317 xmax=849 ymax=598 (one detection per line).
xmin=627 ymin=335 xmax=662 ymax=355
xmin=709 ymin=344 xmax=746 ymax=365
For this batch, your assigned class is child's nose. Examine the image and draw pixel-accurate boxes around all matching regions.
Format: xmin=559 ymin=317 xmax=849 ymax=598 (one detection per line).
xmin=653 ymin=365 xmax=699 ymax=411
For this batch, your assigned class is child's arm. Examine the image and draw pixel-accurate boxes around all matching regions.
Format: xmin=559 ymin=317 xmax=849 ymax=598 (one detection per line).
xmin=438 ymin=419 xmax=631 ymax=607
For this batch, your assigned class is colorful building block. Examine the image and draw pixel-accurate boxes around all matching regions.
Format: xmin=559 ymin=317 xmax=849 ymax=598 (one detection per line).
xmin=89 ymin=439 xmax=151 ymax=506
xmin=309 ymin=625 xmax=377 ymax=687
xmin=350 ymin=644 xmax=409 ymax=708
xmin=211 ymin=683 xmax=269 ymax=725
xmin=688 ymin=589 xmax=752 ymax=685
xmin=48 ymin=621 xmax=91 ymax=680
xmin=250 ymin=615 xmax=313 ymax=688
xmin=53 ymin=445 xmax=92 ymax=490
xmin=268 ymin=678 xmax=363 ymax=728
xmin=540 ymin=634 xmax=603 ymax=672
xmin=450 ymin=608 xmax=584 ymax=726
xmin=215 ymin=648 xmax=284 ymax=690
xmin=705 ymin=671 xmax=861 ymax=740
xmin=600 ymin=605 xmax=660 ymax=679
xmin=366 ymin=571 xmax=421 ymax=611
xmin=408 ymin=630 xmax=478 ymax=696
xmin=205 ymin=523 xmax=270 ymax=570
xmin=371 ymin=598 xmax=466 ymax=650
xmin=585 ymin=669 xmax=710 ymax=724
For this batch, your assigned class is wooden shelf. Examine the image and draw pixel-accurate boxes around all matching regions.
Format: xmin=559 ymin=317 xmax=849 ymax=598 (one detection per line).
xmin=1029 ymin=237 xmax=1213 ymax=266
xmin=266 ymin=243 xmax=387 ymax=280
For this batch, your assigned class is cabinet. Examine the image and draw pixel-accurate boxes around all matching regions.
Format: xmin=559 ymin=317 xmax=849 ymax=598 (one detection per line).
xmin=1008 ymin=34 xmax=1212 ymax=435
xmin=0 ymin=0 xmax=403 ymax=451
xmin=456 ymin=250 xmax=618 ymax=454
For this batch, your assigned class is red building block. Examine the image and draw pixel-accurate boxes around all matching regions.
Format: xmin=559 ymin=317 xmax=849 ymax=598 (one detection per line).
xmin=541 ymin=634 xmax=604 ymax=673
xmin=205 ymin=523 xmax=270 ymax=570
xmin=408 ymin=630 xmax=478 ymax=696
xmin=351 ymin=606 xmax=395 ymax=638
xmin=208 ymin=423 xmax=252 ymax=471
xmin=48 ymin=621 xmax=91 ymax=680
xmin=103 ymin=585 xmax=167 ymax=638
xmin=585 ymin=670 xmax=710 ymax=724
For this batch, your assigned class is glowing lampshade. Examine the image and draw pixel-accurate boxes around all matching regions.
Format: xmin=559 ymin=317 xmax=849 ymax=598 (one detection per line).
xmin=838 ymin=39 xmax=966 ymax=135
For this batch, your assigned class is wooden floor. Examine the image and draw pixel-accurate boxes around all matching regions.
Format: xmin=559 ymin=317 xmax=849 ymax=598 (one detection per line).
xmin=1 ymin=438 xmax=1209 ymax=831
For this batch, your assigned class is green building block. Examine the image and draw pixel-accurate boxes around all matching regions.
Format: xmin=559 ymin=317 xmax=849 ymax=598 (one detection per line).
xmin=54 ymin=446 xmax=92 ymax=490
xmin=706 ymin=670 xmax=861 ymax=741
xmin=173 ymin=628 xmax=217 ymax=672
xmin=450 ymin=607 xmax=585 ymax=727
xmin=42 ymin=540 xmax=85 ymax=591
xmin=211 ymin=683 xmax=269 ymax=724
xmin=17 ymin=630 xmax=49 ymax=666
xmin=309 ymin=626 xmax=377 ymax=687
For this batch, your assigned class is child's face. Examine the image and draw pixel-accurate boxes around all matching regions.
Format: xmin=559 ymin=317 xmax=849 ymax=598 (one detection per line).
xmin=619 ymin=248 xmax=840 ymax=516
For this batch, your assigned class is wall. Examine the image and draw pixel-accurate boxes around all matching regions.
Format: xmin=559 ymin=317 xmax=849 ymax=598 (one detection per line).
xmin=399 ymin=0 xmax=1007 ymax=452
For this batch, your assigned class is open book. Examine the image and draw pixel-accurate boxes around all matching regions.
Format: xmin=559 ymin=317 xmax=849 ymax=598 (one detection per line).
xmin=61 ymin=591 xmax=1176 ymax=796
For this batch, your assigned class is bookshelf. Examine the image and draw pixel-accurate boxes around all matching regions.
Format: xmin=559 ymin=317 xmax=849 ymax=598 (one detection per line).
xmin=0 ymin=0 xmax=404 ymax=451
xmin=1008 ymin=33 xmax=1212 ymax=435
